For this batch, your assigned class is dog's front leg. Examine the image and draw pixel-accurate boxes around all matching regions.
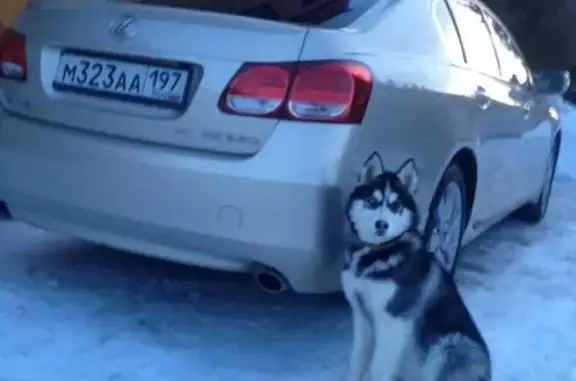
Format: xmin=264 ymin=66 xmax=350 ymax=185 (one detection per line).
xmin=344 ymin=294 xmax=375 ymax=381
xmin=368 ymin=309 xmax=411 ymax=381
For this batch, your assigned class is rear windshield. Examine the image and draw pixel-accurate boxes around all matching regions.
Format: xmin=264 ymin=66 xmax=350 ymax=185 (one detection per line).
xmin=127 ymin=0 xmax=380 ymax=27
xmin=321 ymin=0 xmax=382 ymax=28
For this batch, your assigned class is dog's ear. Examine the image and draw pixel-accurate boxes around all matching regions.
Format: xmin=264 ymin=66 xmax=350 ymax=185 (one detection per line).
xmin=359 ymin=151 xmax=385 ymax=184
xmin=396 ymin=159 xmax=418 ymax=194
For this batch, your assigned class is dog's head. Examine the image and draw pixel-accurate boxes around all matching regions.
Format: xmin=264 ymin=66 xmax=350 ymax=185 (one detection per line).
xmin=346 ymin=156 xmax=419 ymax=245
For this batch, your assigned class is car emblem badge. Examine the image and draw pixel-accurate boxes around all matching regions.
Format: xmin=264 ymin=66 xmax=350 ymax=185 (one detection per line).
xmin=110 ymin=15 xmax=139 ymax=40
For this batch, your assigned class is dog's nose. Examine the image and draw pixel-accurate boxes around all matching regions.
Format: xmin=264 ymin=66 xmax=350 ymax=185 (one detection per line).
xmin=375 ymin=220 xmax=389 ymax=231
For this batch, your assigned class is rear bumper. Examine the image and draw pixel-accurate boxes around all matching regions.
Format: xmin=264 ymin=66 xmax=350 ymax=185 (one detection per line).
xmin=0 ymin=114 xmax=350 ymax=293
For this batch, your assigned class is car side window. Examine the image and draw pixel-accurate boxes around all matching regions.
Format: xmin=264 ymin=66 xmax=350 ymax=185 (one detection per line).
xmin=446 ymin=0 xmax=500 ymax=77
xmin=483 ymin=11 xmax=530 ymax=86
xmin=434 ymin=0 xmax=466 ymax=64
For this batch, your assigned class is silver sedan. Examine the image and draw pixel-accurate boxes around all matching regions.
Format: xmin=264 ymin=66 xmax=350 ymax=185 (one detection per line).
xmin=0 ymin=0 xmax=568 ymax=294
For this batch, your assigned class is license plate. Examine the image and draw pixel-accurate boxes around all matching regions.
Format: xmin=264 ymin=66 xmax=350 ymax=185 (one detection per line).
xmin=53 ymin=53 xmax=190 ymax=107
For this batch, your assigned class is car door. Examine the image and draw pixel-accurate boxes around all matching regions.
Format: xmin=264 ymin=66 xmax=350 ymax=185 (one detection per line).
xmin=445 ymin=0 xmax=525 ymax=223
xmin=482 ymin=9 xmax=552 ymax=202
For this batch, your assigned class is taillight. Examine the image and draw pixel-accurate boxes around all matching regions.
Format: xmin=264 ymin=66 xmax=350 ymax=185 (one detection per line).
xmin=219 ymin=60 xmax=372 ymax=124
xmin=0 ymin=27 xmax=27 ymax=82
xmin=220 ymin=64 xmax=292 ymax=117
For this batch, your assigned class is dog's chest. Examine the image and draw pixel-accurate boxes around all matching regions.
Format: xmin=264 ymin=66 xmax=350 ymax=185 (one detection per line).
xmin=343 ymin=245 xmax=404 ymax=278
xmin=342 ymin=271 xmax=415 ymax=376
xmin=342 ymin=247 xmax=419 ymax=381
xmin=364 ymin=280 xmax=415 ymax=377
xmin=342 ymin=246 xmax=403 ymax=311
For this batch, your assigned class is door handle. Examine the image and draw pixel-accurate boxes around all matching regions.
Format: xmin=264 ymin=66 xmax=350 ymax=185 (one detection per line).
xmin=473 ymin=86 xmax=492 ymax=110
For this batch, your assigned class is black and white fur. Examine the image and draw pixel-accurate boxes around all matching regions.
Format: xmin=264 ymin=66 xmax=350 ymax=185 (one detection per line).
xmin=341 ymin=156 xmax=491 ymax=381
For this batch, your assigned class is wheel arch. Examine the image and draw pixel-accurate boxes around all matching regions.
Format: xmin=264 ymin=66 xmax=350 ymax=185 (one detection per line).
xmin=554 ymin=129 xmax=562 ymax=153
xmin=428 ymin=147 xmax=478 ymax=230
xmin=450 ymin=148 xmax=478 ymax=228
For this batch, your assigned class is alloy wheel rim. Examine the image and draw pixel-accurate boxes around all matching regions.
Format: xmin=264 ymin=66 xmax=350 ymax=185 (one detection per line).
xmin=427 ymin=181 xmax=464 ymax=271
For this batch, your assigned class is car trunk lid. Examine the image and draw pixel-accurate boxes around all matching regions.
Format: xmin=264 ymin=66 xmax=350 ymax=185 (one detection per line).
xmin=1 ymin=0 xmax=310 ymax=155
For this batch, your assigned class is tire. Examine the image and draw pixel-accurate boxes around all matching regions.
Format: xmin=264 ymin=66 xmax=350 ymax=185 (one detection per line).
xmin=422 ymin=164 xmax=468 ymax=274
xmin=515 ymin=140 xmax=559 ymax=224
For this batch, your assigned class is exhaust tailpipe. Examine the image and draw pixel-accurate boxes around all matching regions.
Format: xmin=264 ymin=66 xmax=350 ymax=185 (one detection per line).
xmin=253 ymin=267 xmax=289 ymax=294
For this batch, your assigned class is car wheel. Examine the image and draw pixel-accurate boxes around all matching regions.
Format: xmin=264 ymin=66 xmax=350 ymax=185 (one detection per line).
xmin=515 ymin=140 xmax=559 ymax=224
xmin=422 ymin=164 xmax=467 ymax=274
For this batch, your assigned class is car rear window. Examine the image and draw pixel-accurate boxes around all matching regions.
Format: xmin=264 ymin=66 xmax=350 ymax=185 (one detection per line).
xmin=321 ymin=0 xmax=382 ymax=28
xmin=123 ymin=0 xmax=380 ymax=26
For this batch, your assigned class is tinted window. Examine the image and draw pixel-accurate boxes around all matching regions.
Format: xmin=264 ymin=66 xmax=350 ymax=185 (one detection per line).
xmin=483 ymin=12 xmax=530 ymax=85
xmin=435 ymin=0 xmax=465 ymax=64
xmin=447 ymin=0 xmax=500 ymax=77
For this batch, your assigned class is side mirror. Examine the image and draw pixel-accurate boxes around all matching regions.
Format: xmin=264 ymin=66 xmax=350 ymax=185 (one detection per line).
xmin=532 ymin=70 xmax=571 ymax=95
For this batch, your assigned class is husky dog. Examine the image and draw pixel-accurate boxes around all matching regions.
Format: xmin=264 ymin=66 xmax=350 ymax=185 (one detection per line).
xmin=341 ymin=154 xmax=491 ymax=381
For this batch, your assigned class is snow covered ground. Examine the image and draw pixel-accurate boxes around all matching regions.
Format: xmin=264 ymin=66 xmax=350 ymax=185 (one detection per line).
xmin=1 ymin=111 xmax=576 ymax=381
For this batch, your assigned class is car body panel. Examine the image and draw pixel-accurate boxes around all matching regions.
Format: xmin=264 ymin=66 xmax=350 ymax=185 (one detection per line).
xmin=441 ymin=0 xmax=558 ymax=235
xmin=477 ymin=2 xmax=553 ymax=221
xmin=0 ymin=0 xmax=560 ymax=293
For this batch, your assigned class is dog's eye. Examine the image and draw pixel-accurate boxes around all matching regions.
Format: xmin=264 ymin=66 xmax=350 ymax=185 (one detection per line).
xmin=364 ymin=196 xmax=380 ymax=209
xmin=388 ymin=200 xmax=402 ymax=212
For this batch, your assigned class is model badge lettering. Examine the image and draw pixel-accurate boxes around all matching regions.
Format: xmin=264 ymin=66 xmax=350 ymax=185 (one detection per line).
xmin=200 ymin=130 xmax=259 ymax=146
xmin=225 ymin=133 xmax=259 ymax=146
